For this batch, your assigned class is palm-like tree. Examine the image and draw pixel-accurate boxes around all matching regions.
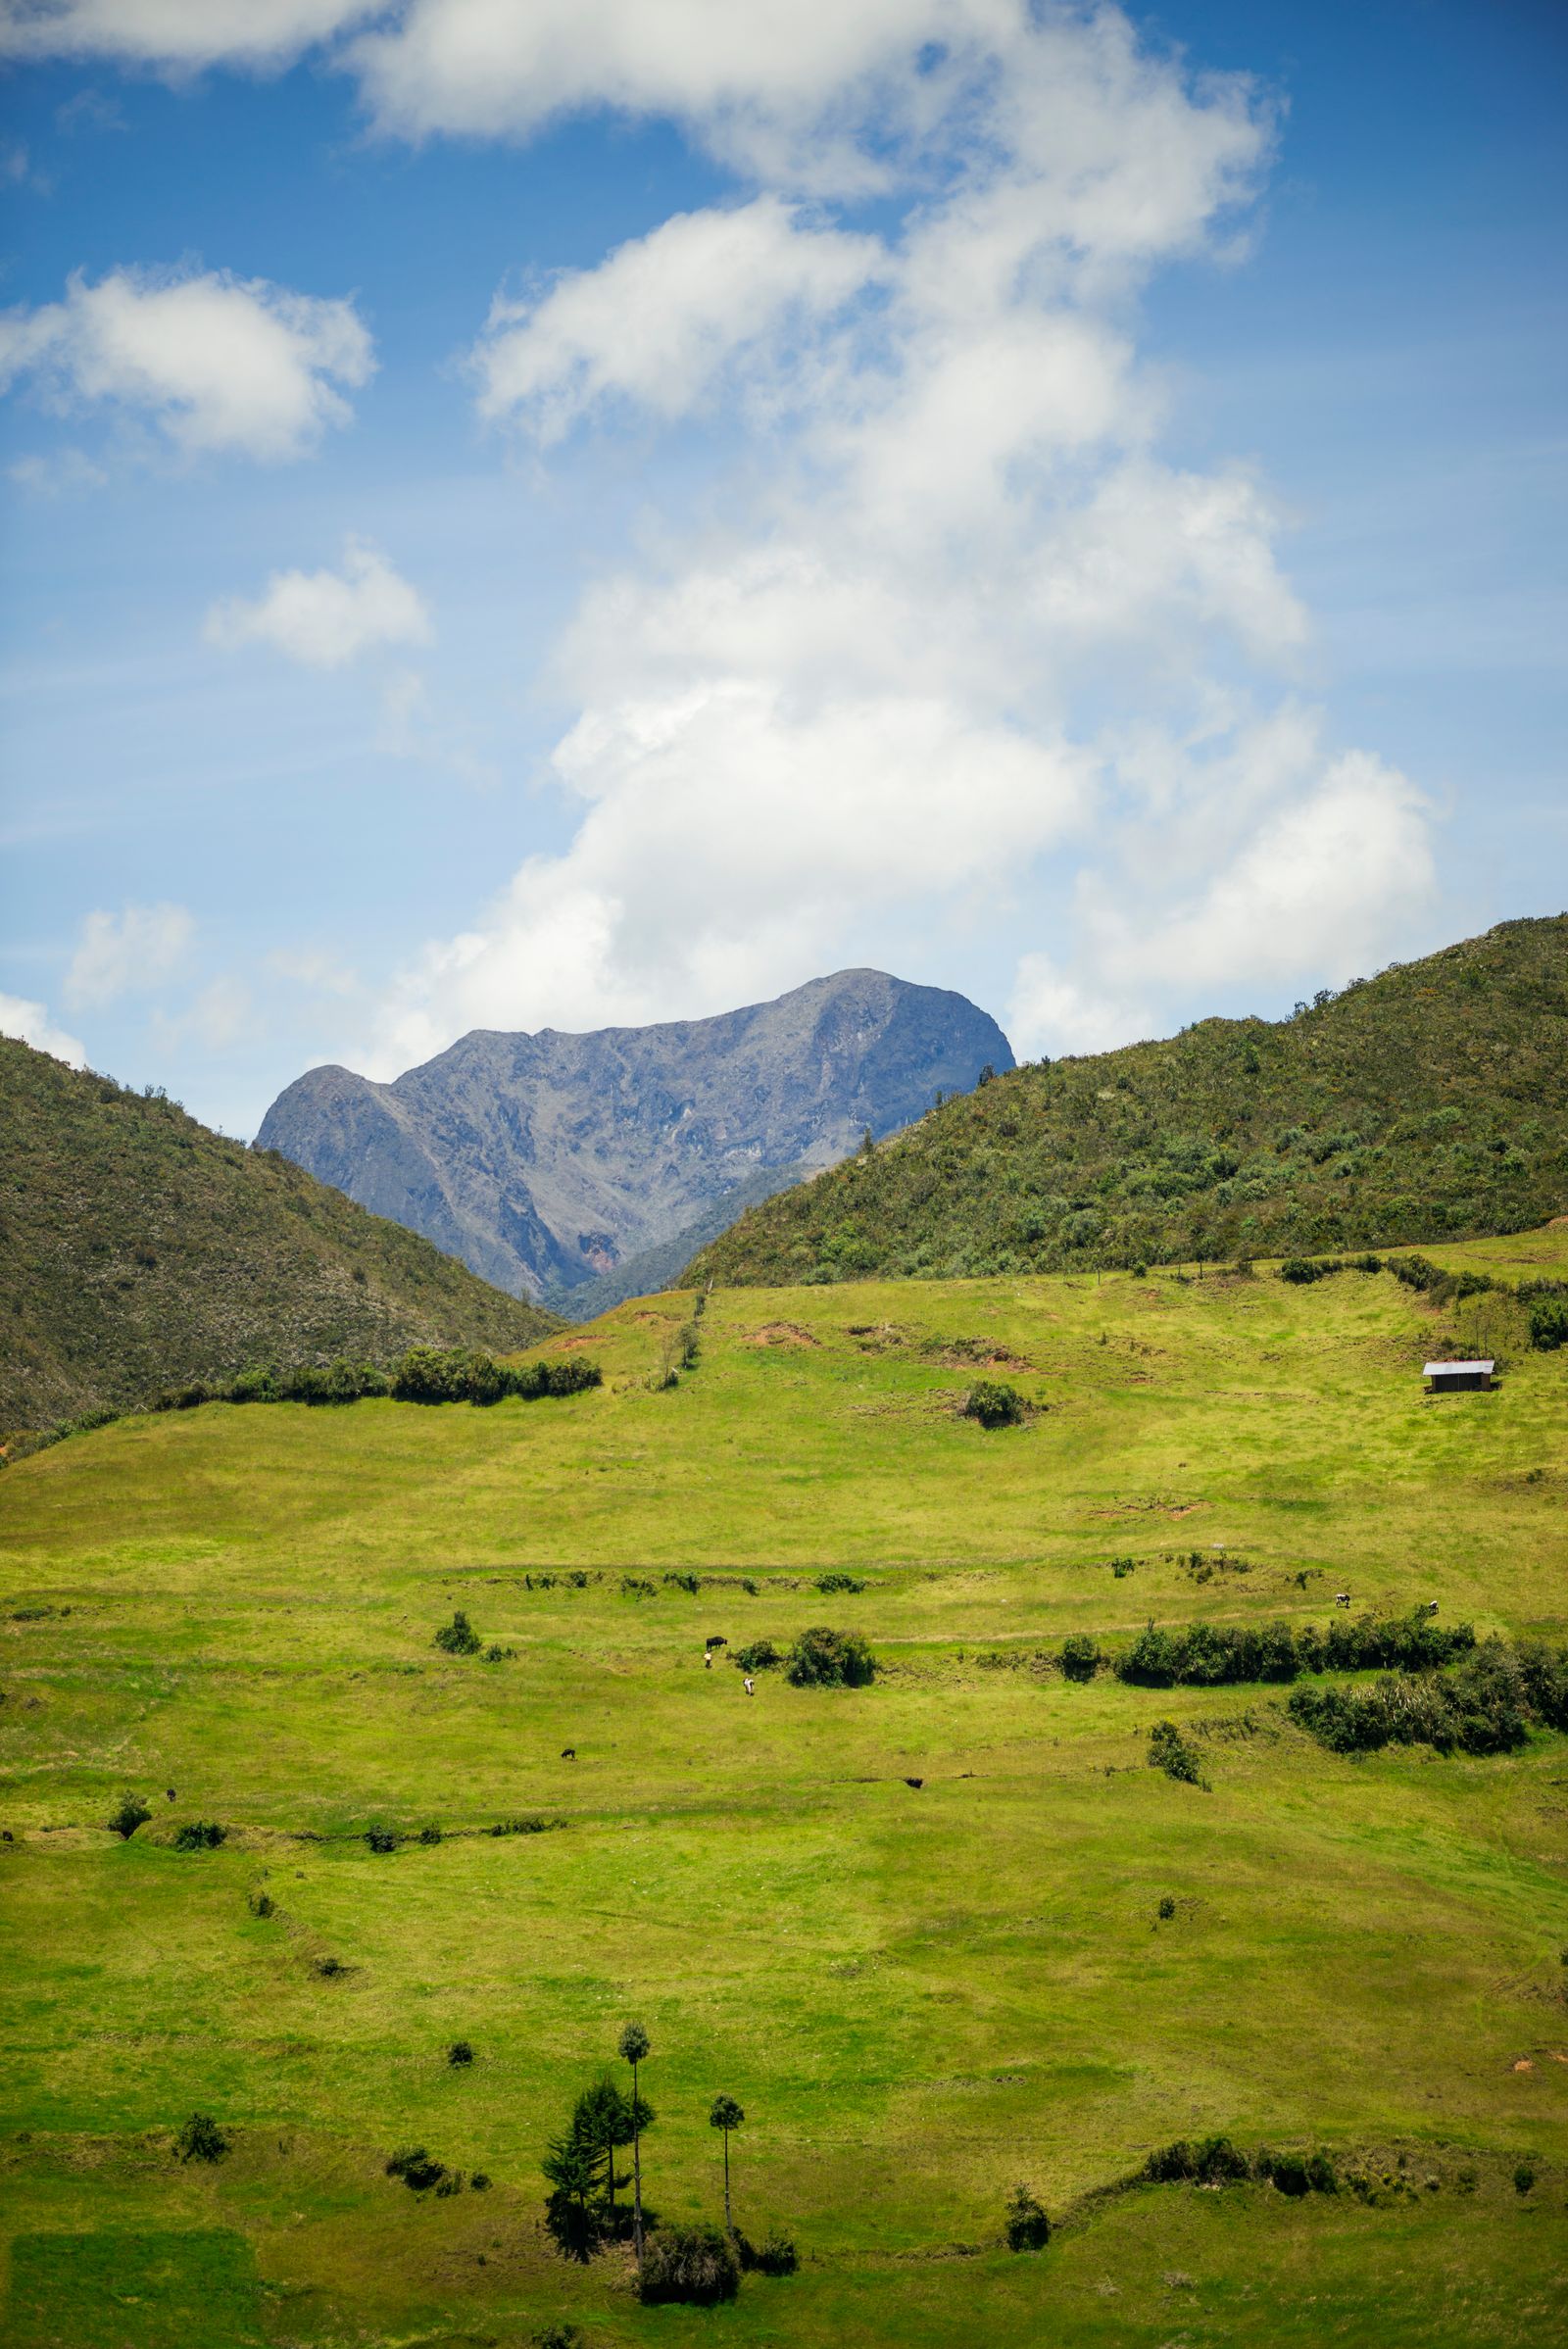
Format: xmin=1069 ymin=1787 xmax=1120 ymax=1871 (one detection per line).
xmin=618 ymin=2020 xmax=651 ymax=2262
xmin=708 ymin=2094 xmax=745 ymax=2234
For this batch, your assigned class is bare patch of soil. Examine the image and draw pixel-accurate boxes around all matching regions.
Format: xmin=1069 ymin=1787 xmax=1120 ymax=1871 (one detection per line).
xmin=740 ymin=1322 xmax=820 ymax=1347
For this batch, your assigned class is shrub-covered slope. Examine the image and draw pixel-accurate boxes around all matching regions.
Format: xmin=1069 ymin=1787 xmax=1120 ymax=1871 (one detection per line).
xmin=0 ymin=1037 xmax=558 ymax=1436
xmin=689 ymin=916 xmax=1568 ymax=1287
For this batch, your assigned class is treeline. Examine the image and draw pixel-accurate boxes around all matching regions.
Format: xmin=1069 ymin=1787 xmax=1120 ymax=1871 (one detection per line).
xmin=1289 ymin=1637 xmax=1568 ymax=1757
xmin=1066 ymin=1611 xmax=1475 ymax=1690
xmin=153 ymin=1346 xmax=601 ymax=1413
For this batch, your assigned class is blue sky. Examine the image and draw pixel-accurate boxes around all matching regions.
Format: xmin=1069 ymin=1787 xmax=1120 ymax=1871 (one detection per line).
xmin=0 ymin=0 xmax=1563 ymax=1136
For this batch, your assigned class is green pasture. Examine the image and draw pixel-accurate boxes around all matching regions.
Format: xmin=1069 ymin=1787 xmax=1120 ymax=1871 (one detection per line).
xmin=2 ymin=1236 xmax=1567 ymax=2342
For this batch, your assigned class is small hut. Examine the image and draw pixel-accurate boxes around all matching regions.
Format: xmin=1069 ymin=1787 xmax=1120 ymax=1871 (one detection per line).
xmin=1424 ymin=1358 xmax=1494 ymax=1395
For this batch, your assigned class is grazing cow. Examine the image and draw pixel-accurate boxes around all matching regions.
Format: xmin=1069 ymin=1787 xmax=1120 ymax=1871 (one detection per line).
xmin=560 ymin=1747 xmax=576 ymax=1760
xmin=1426 ymin=1600 xmax=1440 ymax=1616
xmin=1334 ymin=1592 xmax=1350 ymax=1608
xmin=705 ymin=1650 xmax=712 ymax=1668
xmin=904 ymin=1778 xmax=924 ymax=1790
xmin=167 ymin=1788 xmax=176 ymax=1800
xmin=744 ymin=1677 xmax=756 ymax=1696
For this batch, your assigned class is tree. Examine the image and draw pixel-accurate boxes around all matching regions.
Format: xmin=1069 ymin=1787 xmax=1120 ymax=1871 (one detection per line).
xmin=618 ymin=2020 xmax=651 ymax=2263
xmin=542 ymin=2126 xmax=606 ymax=2262
xmin=709 ymin=2094 xmax=745 ymax=2233
xmin=572 ymin=2073 xmax=648 ymax=2239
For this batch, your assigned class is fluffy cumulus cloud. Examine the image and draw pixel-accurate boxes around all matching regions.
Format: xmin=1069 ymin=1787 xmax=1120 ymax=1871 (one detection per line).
xmin=359 ymin=5 xmax=1432 ymax=1066
xmin=65 ymin=902 xmax=194 ymax=1010
xmin=0 ymin=991 xmax=85 ymax=1066
xmin=0 ymin=267 xmax=373 ymax=461
xmin=206 ymin=538 xmax=430 ymax=667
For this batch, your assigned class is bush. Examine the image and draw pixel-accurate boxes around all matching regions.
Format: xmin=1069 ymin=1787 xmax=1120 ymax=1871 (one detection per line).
xmin=733 ymin=1639 xmax=782 ymax=1672
xmin=1059 ymin=1634 xmax=1100 ymax=1683
xmin=1112 ymin=1610 xmax=1472 ymax=1692
xmin=1288 ymin=1636 xmax=1560 ymax=1758
xmin=1004 ymin=2182 xmax=1051 ymax=2249
xmin=1157 ymin=1895 xmax=1176 ymax=1922
xmin=417 ymin=1824 xmax=443 ymax=1845
xmin=1143 ymin=2135 xmax=1247 ymax=2186
xmin=786 ymin=1626 xmax=877 ymax=1688
xmin=386 ymin=2144 xmax=448 ymax=2191
xmin=1514 ymin=2162 xmax=1536 ymax=2194
xmin=536 ymin=2327 xmax=580 ymax=2349
xmin=434 ymin=1609 xmax=482 ymax=1656
xmin=248 ymin=1889 xmax=274 ymax=1918
xmin=172 ymin=1821 xmax=225 ymax=1851
xmin=1529 ymin=1297 xmax=1568 ymax=1350
xmin=817 ymin=1572 xmax=865 ymax=1593
xmin=636 ymin=2223 xmax=740 ymax=2306
xmin=963 ymin=1379 xmax=1025 ymax=1428
xmin=108 ymin=1793 xmax=152 ymax=1840
xmin=489 ymin=1815 xmax=551 ymax=1835
xmin=448 ymin=2039 xmax=474 ymax=2067
xmin=1268 ymin=2152 xmax=1311 ymax=2197
xmin=736 ymin=2227 xmax=798 ymax=2276
xmin=366 ymin=1827 xmax=400 ymax=1853
xmin=1148 ymin=1721 xmax=1205 ymax=1787
xmin=174 ymin=2112 xmax=228 ymax=2163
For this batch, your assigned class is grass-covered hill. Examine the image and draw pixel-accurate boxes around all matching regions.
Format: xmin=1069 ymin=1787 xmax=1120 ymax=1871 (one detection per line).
xmin=0 ymin=1037 xmax=558 ymax=1440
xmin=689 ymin=914 xmax=1568 ymax=1289
xmin=1 ymin=1228 xmax=1566 ymax=2344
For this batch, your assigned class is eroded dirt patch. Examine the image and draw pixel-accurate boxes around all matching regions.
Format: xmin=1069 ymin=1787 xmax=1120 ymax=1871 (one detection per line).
xmin=740 ymin=1322 xmax=820 ymax=1348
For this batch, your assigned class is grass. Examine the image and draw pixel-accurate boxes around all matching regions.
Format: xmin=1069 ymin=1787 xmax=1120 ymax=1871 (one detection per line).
xmin=2 ymin=1232 xmax=1566 ymax=2342
xmin=692 ymin=912 xmax=1568 ymax=1285
xmin=0 ymin=1035 xmax=558 ymax=1442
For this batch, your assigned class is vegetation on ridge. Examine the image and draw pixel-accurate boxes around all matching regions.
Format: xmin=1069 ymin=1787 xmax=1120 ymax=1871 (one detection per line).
xmin=688 ymin=914 xmax=1568 ymax=1288
xmin=0 ymin=1035 xmax=559 ymax=1439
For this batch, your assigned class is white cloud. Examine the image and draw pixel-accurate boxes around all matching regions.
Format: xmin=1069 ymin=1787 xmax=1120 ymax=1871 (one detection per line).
xmin=0 ymin=0 xmax=375 ymax=69
xmin=0 ymin=991 xmax=85 ymax=1066
xmin=1006 ymin=739 xmax=1436 ymax=1058
xmin=353 ymin=8 xmax=1429 ymax=1070
xmin=65 ymin=902 xmax=194 ymax=1009
xmin=8 ymin=445 xmax=108 ymax=494
xmin=0 ymin=267 xmax=373 ymax=462
xmin=473 ymin=195 xmax=881 ymax=436
xmin=205 ymin=538 xmax=430 ymax=667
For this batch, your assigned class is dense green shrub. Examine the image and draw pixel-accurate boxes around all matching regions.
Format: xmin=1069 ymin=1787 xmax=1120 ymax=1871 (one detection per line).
xmin=448 ymin=2040 xmax=474 ymax=2067
xmin=733 ymin=1639 xmax=782 ymax=1672
xmin=1148 ymin=1721 xmax=1205 ymax=1786
xmin=1144 ymin=2135 xmax=1249 ymax=2185
xmin=817 ymin=1572 xmax=865 ymax=1593
xmin=1288 ymin=1637 xmax=1562 ymax=1757
xmin=1059 ymin=1634 xmax=1100 ymax=1683
xmin=785 ymin=1626 xmax=877 ymax=1687
xmin=1528 ymin=1296 xmax=1568 ymax=1350
xmin=172 ymin=1821 xmax=225 ymax=1851
xmin=1114 ymin=1611 xmax=1473 ymax=1690
xmin=635 ymin=2224 xmax=740 ymax=2306
xmin=108 ymin=1792 xmax=152 ymax=1839
xmin=366 ymin=1827 xmax=400 ymax=1853
xmin=434 ymin=1609 xmax=482 ymax=1656
xmin=1004 ymin=2183 xmax=1052 ymax=2249
xmin=393 ymin=1348 xmax=602 ymax=1405
xmin=963 ymin=1379 xmax=1025 ymax=1427
xmin=174 ymin=2112 xmax=228 ymax=2162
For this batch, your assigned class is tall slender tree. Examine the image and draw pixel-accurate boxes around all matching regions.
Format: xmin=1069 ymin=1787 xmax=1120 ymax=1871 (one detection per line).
xmin=708 ymin=2094 xmax=745 ymax=2234
xmin=618 ymin=2020 xmax=651 ymax=2263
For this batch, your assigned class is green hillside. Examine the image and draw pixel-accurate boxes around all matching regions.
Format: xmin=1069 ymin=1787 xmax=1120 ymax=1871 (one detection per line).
xmin=0 ymin=1037 xmax=558 ymax=1441
xmin=689 ymin=914 xmax=1568 ymax=1289
xmin=2 ymin=1230 xmax=1565 ymax=2345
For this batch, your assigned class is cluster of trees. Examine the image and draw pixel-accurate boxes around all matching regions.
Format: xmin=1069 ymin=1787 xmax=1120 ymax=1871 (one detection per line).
xmin=1289 ymin=1636 xmax=1568 ymax=1756
xmin=730 ymin=1627 xmax=878 ymax=1687
xmin=541 ymin=2024 xmax=793 ymax=2305
xmin=1144 ymin=2136 xmax=1338 ymax=2196
xmin=1107 ymin=1611 xmax=1474 ymax=1690
xmin=153 ymin=1348 xmax=601 ymax=1412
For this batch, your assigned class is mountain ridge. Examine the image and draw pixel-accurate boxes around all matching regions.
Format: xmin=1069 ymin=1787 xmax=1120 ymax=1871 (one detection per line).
xmin=0 ymin=1037 xmax=559 ymax=1437
xmin=257 ymin=968 xmax=1013 ymax=1304
xmin=687 ymin=915 xmax=1568 ymax=1287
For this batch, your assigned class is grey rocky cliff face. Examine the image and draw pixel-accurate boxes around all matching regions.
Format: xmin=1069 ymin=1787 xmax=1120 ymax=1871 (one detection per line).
xmin=256 ymin=969 xmax=1012 ymax=1304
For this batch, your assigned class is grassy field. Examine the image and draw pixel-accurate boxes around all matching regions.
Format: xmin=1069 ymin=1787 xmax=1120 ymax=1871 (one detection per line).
xmin=3 ymin=1231 xmax=1567 ymax=2343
